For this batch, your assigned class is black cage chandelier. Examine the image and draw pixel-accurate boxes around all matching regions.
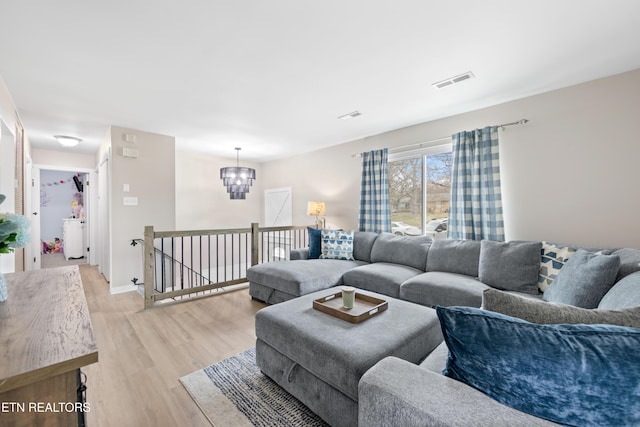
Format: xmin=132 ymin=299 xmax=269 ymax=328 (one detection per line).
xmin=220 ymin=147 xmax=256 ymax=200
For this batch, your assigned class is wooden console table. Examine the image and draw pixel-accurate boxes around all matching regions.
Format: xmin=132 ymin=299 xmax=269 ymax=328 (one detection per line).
xmin=0 ymin=266 xmax=98 ymax=426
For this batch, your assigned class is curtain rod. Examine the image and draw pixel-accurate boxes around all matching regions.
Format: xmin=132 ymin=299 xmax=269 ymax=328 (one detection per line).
xmin=351 ymin=118 xmax=529 ymax=158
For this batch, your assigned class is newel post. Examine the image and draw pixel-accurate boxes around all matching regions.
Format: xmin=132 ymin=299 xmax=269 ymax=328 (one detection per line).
xmin=251 ymin=222 xmax=260 ymax=266
xmin=143 ymin=225 xmax=155 ymax=309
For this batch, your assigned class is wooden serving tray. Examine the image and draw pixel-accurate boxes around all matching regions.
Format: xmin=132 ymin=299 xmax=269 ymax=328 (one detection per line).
xmin=313 ymin=291 xmax=388 ymax=323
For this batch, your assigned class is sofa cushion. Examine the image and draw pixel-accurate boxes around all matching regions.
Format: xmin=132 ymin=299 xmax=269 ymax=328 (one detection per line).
xmin=370 ymin=233 xmax=431 ymax=271
xmin=353 ymin=231 xmax=379 ymax=263
xmin=400 ymin=272 xmax=489 ymax=308
xmin=290 ymin=247 xmax=309 ymax=260
xmin=543 ymin=249 xmax=620 ymax=308
xmin=342 ymin=263 xmax=423 ymax=298
xmin=538 ymin=242 xmax=576 ymax=292
xmin=611 ymin=247 xmax=640 ymax=281
xmin=426 ymin=239 xmax=481 ymax=277
xmin=483 ymin=288 xmax=640 ymax=327
xmin=247 ymin=259 xmax=364 ymax=296
xmin=436 ymin=306 xmax=640 ymax=427
xmin=320 ymin=230 xmax=355 ymax=260
xmin=478 ymin=240 xmax=542 ymax=294
xmin=598 ymin=271 xmax=640 ymax=310
xmin=418 ymin=341 xmax=449 ymax=373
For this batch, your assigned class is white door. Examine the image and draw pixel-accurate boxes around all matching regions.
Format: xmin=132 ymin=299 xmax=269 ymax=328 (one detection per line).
xmin=24 ymin=154 xmax=34 ymax=270
xmin=264 ymin=187 xmax=292 ymax=226
xmin=82 ymin=173 xmax=89 ymax=261
xmin=30 ymin=165 xmax=41 ymax=269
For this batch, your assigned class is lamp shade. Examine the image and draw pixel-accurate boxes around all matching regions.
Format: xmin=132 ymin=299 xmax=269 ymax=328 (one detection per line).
xmin=307 ymin=201 xmax=326 ymax=216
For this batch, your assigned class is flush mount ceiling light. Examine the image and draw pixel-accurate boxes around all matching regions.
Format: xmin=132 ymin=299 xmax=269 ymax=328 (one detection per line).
xmin=54 ymin=135 xmax=82 ymax=147
xmin=432 ymin=71 xmax=475 ymax=90
xmin=220 ymin=147 xmax=256 ymax=200
xmin=338 ymin=111 xmax=362 ymax=120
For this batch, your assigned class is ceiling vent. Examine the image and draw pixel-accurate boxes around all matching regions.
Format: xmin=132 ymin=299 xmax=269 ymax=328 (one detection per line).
xmin=338 ymin=111 xmax=362 ymax=120
xmin=432 ymin=71 xmax=475 ymax=90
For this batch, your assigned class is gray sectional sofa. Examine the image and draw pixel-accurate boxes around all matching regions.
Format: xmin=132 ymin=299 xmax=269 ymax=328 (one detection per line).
xmin=359 ymin=283 xmax=640 ymax=426
xmin=247 ymin=231 xmax=640 ymax=426
xmin=248 ymin=231 xmax=548 ymax=307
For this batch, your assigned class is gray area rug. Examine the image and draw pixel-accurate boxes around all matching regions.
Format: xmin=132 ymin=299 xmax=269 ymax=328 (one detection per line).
xmin=180 ymin=348 xmax=329 ymax=427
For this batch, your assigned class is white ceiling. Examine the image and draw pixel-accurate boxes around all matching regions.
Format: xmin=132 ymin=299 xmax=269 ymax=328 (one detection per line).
xmin=1 ymin=0 xmax=640 ymax=162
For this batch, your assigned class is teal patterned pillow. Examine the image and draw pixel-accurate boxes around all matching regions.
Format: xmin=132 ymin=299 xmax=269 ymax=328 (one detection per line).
xmin=538 ymin=242 xmax=575 ymax=292
xmin=320 ymin=230 xmax=354 ymax=260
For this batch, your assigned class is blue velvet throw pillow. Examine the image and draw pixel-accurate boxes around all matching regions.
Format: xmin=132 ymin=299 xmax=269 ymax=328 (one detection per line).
xmin=307 ymin=227 xmax=322 ymax=259
xmin=436 ymin=306 xmax=640 ymax=426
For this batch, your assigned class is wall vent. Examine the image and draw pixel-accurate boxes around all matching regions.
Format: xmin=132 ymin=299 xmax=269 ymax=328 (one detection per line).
xmin=432 ymin=71 xmax=475 ymax=90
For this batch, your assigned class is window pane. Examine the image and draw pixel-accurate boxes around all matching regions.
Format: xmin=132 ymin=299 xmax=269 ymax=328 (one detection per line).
xmin=389 ymin=158 xmax=423 ymax=234
xmin=425 ymin=152 xmax=452 ymax=221
xmin=389 ymin=150 xmax=452 ymax=237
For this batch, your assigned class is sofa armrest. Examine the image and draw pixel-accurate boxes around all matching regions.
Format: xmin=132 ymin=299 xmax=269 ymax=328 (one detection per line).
xmin=290 ymin=248 xmax=309 ymax=260
xmin=359 ymin=357 xmax=558 ymax=427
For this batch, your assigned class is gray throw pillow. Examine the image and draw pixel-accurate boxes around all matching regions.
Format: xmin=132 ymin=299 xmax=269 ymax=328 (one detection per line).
xmin=543 ymin=249 xmax=621 ymax=308
xmin=370 ymin=233 xmax=431 ymax=271
xmin=598 ymin=271 xmax=640 ymax=310
xmin=483 ymin=288 xmax=640 ymax=328
xmin=353 ymin=231 xmax=379 ymax=262
xmin=426 ymin=239 xmax=481 ymax=277
xmin=478 ymin=240 xmax=542 ymax=295
xmin=611 ymin=248 xmax=640 ymax=281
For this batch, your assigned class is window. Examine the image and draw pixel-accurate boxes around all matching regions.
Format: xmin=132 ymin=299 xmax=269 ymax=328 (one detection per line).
xmin=389 ymin=145 xmax=452 ymax=237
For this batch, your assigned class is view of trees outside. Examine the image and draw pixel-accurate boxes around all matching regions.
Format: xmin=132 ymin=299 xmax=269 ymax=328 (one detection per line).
xmin=389 ymin=158 xmax=422 ymax=227
xmin=389 ymin=152 xmax=452 ymax=230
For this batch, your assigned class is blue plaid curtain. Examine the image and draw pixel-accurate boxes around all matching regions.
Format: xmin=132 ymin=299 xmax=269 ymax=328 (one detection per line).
xmin=449 ymin=126 xmax=505 ymax=241
xmin=358 ymin=148 xmax=391 ymax=233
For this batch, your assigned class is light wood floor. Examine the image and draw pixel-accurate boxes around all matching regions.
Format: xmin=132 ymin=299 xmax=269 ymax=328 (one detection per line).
xmin=78 ymin=264 xmax=266 ymax=427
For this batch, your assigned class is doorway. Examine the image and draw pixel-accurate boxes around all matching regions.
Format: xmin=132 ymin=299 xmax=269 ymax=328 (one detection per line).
xmin=30 ymin=165 xmax=97 ymax=270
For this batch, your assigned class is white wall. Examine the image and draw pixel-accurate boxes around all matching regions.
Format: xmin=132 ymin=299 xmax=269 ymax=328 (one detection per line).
xmin=261 ymin=68 xmax=640 ymax=248
xmin=32 ymin=148 xmax=96 ymax=170
xmin=0 ymin=120 xmax=16 ymax=275
xmin=261 ymin=141 xmax=363 ymax=231
xmin=0 ymin=76 xmax=18 ymax=132
xmin=0 ymin=77 xmax=18 ymax=274
xmin=175 ymin=150 xmax=262 ymax=230
xmin=108 ymin=126 xmax=175 ymax=291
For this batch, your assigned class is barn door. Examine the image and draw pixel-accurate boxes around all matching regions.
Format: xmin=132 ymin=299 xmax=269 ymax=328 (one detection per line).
xmin=264 ymin=187 xmax=292 ymax=226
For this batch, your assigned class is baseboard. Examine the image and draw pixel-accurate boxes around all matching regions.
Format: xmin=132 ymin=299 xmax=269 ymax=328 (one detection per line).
xmin=110 ymin=284 xmax=138 ymax=295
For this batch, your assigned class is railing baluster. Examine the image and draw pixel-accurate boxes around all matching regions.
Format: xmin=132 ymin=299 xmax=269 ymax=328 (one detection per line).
xmin=216 ymin=235 xmax=219 ymax=283
xmin=142 ymin=224 xmax=308 ymax=308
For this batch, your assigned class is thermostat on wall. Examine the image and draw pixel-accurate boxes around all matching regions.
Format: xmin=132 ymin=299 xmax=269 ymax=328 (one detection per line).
xmin=123 ymin=196 xmax=138 ymax=206
xmin=122 ymin=147 xmax=138 ymax=158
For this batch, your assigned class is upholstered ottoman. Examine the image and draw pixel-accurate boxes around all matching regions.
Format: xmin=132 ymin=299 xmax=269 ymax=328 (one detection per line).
xmin=255 ymin=287 xmax=443 ymax=427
